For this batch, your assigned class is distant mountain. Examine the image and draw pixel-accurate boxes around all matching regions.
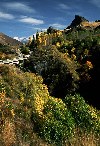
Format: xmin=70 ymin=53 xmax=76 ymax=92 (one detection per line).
xmin=0 ymin=33 xmax=23 ymax=46
xmin=13 ymin=36 xmax=29 ymax=43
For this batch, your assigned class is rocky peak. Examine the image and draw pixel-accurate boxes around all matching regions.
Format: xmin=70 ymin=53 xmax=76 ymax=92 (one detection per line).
xmin=67 ymin=15 xmax=88 ymax=29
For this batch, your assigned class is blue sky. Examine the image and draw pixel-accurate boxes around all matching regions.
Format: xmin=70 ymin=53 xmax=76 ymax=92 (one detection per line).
xmin=0 ymin=0 xmax=100 ymax=40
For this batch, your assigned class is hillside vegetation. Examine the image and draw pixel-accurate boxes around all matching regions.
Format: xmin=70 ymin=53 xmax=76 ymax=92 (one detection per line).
xmin=0 ymin=33 xmax=22 ymax=60
xmin=0 ymin=15 xmax=100 ymax=146
xmin=0 ymin=65 xmax=100 ymax=146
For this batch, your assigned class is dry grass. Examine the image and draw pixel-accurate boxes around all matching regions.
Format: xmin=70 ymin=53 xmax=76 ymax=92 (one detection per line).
xmin=1 ymin=118 xmax=16 ymax=146
xmin=0 ymin=115 xmax=51 ymax=146
xmin=81 ymin=21 xmax=100 ymax=28
xmin=65 ymin=129 xmax=100 ymax=146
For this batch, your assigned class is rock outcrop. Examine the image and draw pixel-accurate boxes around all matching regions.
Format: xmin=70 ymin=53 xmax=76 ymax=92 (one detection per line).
xmin=67 ymin=15 xmax=88 ymax=29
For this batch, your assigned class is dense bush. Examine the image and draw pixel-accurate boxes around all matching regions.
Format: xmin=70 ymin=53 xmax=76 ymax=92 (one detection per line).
xmin=64 ymin=94 xmax=100 ymax=133
xmin=31 ymin=93 xmax=100 ymax=145
xmin=20 ymin=46 xmax=30 ymax=54
xmin=0 ymin=65 xmax=51 ymax=145
xmin=0 ymin=44 xmax=15 ymax=54
xmin=39 ymin=98 xmax=75 ymax=145
xmin=24 ymin=45 xmax=79 ymax=98
xmin=0 ymin=65 xmax=100 ymax=146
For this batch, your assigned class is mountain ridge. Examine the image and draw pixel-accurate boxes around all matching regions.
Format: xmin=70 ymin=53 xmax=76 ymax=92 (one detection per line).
xmin=0 ymin=32 xmax=23 ymax=46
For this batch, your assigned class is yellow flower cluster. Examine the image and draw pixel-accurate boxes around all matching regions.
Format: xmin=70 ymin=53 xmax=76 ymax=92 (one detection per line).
xmin=0 ymin=90 xmax=6 ymax=103
xmin=20 ymin=93 xmax=24 ymax=103
xmin=89 ymin=107 xmax=98 ymax=119
xmin=34 ymin=93 xmax=45 ymax=116
xmin=10 ymin=109 xmax=15 ymax=117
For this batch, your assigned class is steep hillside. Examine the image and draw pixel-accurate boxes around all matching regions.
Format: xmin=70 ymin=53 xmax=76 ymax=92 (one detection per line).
xmin=0 ymin=33 xmax=23 ymax=60
xmin=0 ymin=65 xmax=100 ymax=146
xmin=0 ymin=33 xmax=22 ymax=46
xmin=26 ymin=15 xmax=100 ymax=109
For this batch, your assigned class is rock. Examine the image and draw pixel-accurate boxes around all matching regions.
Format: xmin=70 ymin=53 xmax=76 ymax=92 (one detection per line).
xmin=67 ymin=15 xmax=88 ymax=29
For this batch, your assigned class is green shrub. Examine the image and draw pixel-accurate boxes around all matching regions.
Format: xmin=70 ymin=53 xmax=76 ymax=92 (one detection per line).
xmin=20 ymin=46 xmax=29 ymax=54
xmin=39 ymin=98 xmax=75 ymax=145
xmin=64 ymin=94 xmax=100 ymax=133
xmin=0 ymin=44 xmax=16 ymax=55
